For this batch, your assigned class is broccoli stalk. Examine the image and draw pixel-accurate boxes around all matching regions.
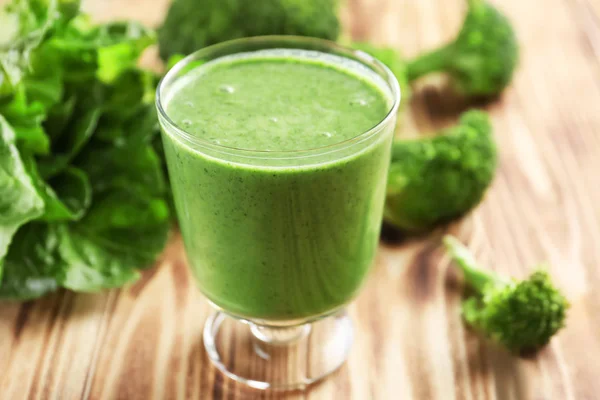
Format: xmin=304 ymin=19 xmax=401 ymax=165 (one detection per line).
xmin=407 ymin=0 xmax=519 ymax=97
xmin=384 ymin=110 xmax=496 ymax=232
xmin=158 ymin=0 xmax=340 ymax=61
xmin=444 ymin=235 xmax=569 ymax=353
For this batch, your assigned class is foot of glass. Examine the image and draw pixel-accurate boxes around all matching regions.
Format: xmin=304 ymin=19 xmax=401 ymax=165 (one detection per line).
xmin=203 ymin=310 xmax=353 ymax=391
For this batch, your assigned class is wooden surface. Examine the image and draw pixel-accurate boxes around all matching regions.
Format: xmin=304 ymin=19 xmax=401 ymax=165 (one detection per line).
xmin=2 ymin=0 xmax=600 ymax=399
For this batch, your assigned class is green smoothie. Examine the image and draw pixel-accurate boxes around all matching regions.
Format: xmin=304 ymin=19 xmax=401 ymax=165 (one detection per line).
xmin=161 ymin=49 xmax=395 ymax=321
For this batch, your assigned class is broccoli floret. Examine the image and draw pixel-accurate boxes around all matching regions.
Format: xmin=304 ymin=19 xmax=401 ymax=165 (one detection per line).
xmin=384 ymin=110 xmax=496 ymax=232
xmin=443 ymin=235 xmax=569 ymax=353
xmin=351 ymin=42 xmax=411 ymax=108
xmin=406 ymin=0 xmax=518 ymax=97
xmin=158 ymin=0 xmax=340 ymax=61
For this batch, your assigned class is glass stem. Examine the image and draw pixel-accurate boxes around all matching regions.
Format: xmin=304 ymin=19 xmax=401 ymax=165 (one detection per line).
xmin=250 ymin=324 xmax=312 ymax=346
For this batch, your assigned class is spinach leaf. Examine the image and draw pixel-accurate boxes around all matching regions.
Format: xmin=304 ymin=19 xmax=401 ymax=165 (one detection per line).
xmin=96 ymin=105 xmax=159 ymax=146
xmin=0 ymin=116 xmax=44 ymax=263
xmin=96 ymin=23 xmax=156 ymax=83
xmin=0 ymin=223 xmax=61 ymax=299
xmin=23 ymin=44 xmax=64 ymax=109
xmin=49 ymin=18 xmax=155 ymax=84
xmin=101 ymin=68 xmax=156 ymax=122
xmin=77 ymin=143 xmax=166 ymax=196
xmin=38 ymin=106 xmax=102 ymax=178
xmin=46 ymin=167 xmax=91 ymax=220
xmin=82 ymin=190 xmax=168 ymax=231
xmin=0 ymin=0 xmax=66 ymax=97
xmin=57 ymin=191 xmax=169 ymax=291
xmin=0 ymin=86 xmax=49 ymax=154
xmin=23 ymin=153 xmax=91 ymax=221
xmin=44 ymin=94 xmax=75 ymax=139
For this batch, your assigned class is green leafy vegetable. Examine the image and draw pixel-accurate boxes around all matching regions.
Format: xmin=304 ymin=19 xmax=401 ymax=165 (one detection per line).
xmin=101 ymin=68 xmax=156 ymax=121
xmin=24 ymin=153 xmax=91 ymax=221
xmin=1 ymin=0 xmax=54 ymax=96
xmin=78 ymin=143 xmax=165 ymax=195
xmin=22 ymin=44 xmax=64 ymax=108
xmin=44 ymin=167 xmax=91 ymax=220
xmin=0 ymin=223 xmax=61 ymax=299
xmin=158 ymin=0 xmax=340 ymax=60
xmin=0 ymin=116 xmax=44 ymax=264
xmin=0 ymin=0 xmax=81 ymax=95
xmin=406 ymin=0 xmax=519 ymax=97
xmin=384 ymin=110 xmax=496 ymax=232
xmin=0 ymin=86 xmax=49 ymax=154
xmin=57 ymin=193 xmax=169 ymax=292
xmin=40 ymin=108 xmax=101 ymax=178
xmin=444 ymin=236 xmax=569 ymax=353
xmin=0 ymin=0 xmax=170 ymax=300
xmin=38 ymin=107 xmax=102 ymax=178
xmin=49 ymin=17 xmax=155 ymax=84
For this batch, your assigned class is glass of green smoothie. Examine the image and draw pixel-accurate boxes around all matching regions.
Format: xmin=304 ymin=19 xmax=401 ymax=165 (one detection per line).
xmin=157 ymin=36 xmax=400 ymax=390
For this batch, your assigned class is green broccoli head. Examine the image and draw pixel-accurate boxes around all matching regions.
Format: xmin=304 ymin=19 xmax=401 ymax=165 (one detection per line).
xmin=351 ymin=42 xmax=411 ymax=108
xmin=407 ymin=0 xmax=518 ymax=97
xmin=384 ymin=110 xmax=496 ymax=232
xmin=444 ymin=236 xmax=569 ymax=353
xmin=158 ymin=0 xmax=340 ymax=61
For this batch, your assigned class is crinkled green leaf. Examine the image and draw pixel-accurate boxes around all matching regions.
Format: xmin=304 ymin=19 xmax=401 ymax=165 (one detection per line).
xmin=38 ymin=106 xmax=102 ymax=178
xmin=0 ymin=116 xmax=44 ymax=263
xmin=44 ymin=94 xmax=75 ymax=140
xmin=23 ymin=43 xmax=63 ymax=109
xmin=45 ymin=166 xmax=91 ymax=220
xmin=56 ymin=224 xmax=139 ymax=291
xmin=77 ymin=143 xmax=166 ymax=196
xmin=82 ymin=190 xmax=168 ymax=231
xmin=0 ymin=0 xmax=69 ymax=97
xmin=101 ymin=68 xmax=156 ymax=122
xmin=23 ymin=153 xmax=91 ymax=221
xmin=96 ymin=36 xmax=154 ymax=83
xmin=96 ymin=105 xmax=159 ymax=146
xmin=0 ymin=223 xmax=61 ymax=299
xmin=57 ymin=191 xmax=169 ymax=292
xmin=0 ymin=86 xmax=49 ymax=154
xmin=49 ymin=18 xmax=155 ymax=84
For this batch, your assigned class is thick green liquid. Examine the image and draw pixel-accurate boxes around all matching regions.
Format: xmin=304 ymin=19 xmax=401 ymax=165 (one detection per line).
xmin=162 ymin=50 xmax=394 ymax=321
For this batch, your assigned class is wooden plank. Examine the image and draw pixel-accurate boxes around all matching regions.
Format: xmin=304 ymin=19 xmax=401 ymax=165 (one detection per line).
xmin=1 ymin=0 xmax=600 ymax=398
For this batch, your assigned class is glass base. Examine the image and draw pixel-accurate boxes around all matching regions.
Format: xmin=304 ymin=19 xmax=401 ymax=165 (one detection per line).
xmin=203 ymin=310 xmax=353 ymax=391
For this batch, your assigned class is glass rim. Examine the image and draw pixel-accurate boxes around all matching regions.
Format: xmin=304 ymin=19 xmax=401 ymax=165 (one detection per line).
xmin=156 ymin=35 xmax=401 ymax=157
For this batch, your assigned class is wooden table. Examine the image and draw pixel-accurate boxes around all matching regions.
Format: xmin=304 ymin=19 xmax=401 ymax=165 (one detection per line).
xmin=2 ymin=0 xmax=600 ymax=398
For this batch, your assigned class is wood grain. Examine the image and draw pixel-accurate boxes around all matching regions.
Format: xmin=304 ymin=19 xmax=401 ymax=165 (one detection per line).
xmin=2 ymin=0 xmax=600 ymax=398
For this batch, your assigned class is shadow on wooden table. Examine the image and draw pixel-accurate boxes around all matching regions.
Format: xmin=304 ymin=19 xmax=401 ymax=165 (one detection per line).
xmin=411 ymin=79 xmax=503 ymax=120
xmin=0 ymin=289 xmax=106 ymax=340
xmin=463 ymin=332 xmax=530 ymax=399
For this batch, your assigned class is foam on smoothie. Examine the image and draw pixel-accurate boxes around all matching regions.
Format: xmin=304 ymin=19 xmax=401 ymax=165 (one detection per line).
xmin=164 ymin=48 xmax=393 ymax=152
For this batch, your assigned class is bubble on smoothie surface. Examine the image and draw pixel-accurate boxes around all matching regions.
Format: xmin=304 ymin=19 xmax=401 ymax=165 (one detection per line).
xmin=219 ymin=84 xmax=235 ymax=94
xmin=351 ymin=98 xmax=368 ymax=106
xmin=182 ymin=119 xmax=192 ymax=126
xmin=269 ymin=117 xmax=278 ymax=123
xmin=321 ymin=131 xmax=333 ymax=138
